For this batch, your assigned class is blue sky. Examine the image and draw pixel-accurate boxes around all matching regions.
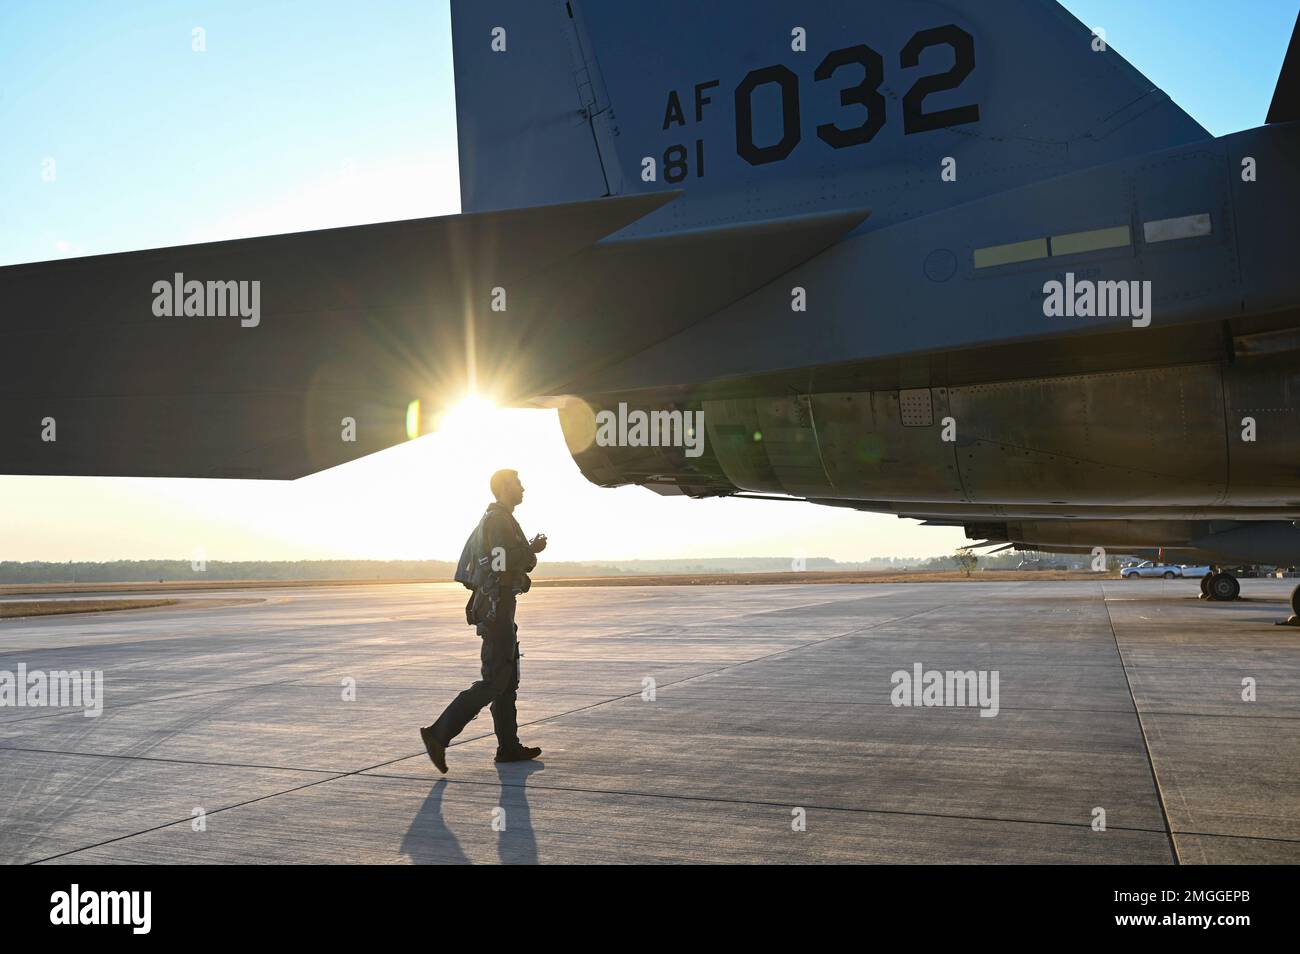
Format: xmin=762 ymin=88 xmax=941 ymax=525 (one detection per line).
xmin=0 ymin=1 xmax=460 ymax=265
xmin=0 ymin=0 xmax=1295 ymax=562
xmin=1064 ymin=0 xmax=1296 ymax=136
xmin=2 ymin=0 xmax=1294 ymax=266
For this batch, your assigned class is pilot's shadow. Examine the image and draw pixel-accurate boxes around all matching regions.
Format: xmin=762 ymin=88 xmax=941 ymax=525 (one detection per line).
xmin=496 ymin=759 xmax=543 ymax=865
xmin=399 ymin=760 xmax=543 ymax=864
xmin=400 ymin=778 xmax=470 ymax=864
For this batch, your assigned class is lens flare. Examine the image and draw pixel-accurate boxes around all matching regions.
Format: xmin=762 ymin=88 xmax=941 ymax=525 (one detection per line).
xmin=435 ymin=394 xmax=498 ymax=435
xmin=405 ymin=399 xmax=421 ymax=440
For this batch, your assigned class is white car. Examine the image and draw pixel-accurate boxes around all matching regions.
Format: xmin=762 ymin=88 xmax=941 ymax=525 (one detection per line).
xmin=1178 ymin=564 xmax=1212 ymax=578
xmin=1120 ymin=561 xmax=1182 ymax=579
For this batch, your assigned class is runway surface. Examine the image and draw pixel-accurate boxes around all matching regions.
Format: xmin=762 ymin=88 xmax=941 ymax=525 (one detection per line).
xmin=1 ymin=578 xmax=1297 ymax=864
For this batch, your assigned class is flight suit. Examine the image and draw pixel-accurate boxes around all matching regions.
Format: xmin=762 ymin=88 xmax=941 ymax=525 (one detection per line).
xmin=429 ymin=503 xmax=537 ymax=752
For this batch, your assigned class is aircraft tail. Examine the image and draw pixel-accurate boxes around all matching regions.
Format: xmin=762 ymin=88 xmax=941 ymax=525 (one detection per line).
xmin=450 ymin=0 xmax=619 ymax=213
xmin=1268 ymin=11 xmax=1300 ymax=123
xmin=451 ymin=0 xmax=1209 ymax=223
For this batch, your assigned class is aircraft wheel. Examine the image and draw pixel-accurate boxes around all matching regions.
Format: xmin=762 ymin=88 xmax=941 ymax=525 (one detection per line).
xmin=1162 ymin=571 xmax=1176 ymax=579
xmin=1199 ymin=575 xmax=1211 ymax=598
xmin=1207 ymin=572 xmax=1240 ymax=602
xmin=1291 ymin=583 xmax=1300 ymax=618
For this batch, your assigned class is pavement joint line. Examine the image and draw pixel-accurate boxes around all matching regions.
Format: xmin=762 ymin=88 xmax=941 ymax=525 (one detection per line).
xmin=1138 ymin=710 xmax=1300 ymax=722
xmin=26 ymin=584 xmax=1289 ymax=862
xmin=228 ymin=693 xmax=1155 ymax=715
xmin=25 ymin=650 xmax=788 ymax=858
xmin=276 ymin=684 xmax=621 ymax=695
xmin=0 ymin=678 xmax=299 ymax=725
xmin=1101 ymin=582 xmax=1180 ymax=865
xmin=30 ymin=601 xmax=954 ymax=863
xmin=401 ymin=775 xmax=1295 ymax=847
xmin=1169 ymin=830 xmax=1300 ymax=845
xmin=366 ymin=602 xmax=955 ymax=773
xmin=0 ymin=744 xmax=342 ymax=776
xmin=350 ymin=768 xmax=1176 ymax=837
xmin=26 ymin=771 xmax=357 ymax=865
xmin=680 ymin=593 xmax=906 ymax=624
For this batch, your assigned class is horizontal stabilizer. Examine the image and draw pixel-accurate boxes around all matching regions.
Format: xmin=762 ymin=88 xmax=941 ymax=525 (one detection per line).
xmin=0 ymin=197 xmax=866 ymax=479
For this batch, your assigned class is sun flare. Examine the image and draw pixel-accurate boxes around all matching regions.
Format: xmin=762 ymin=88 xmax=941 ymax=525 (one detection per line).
xmin=435 ymin=394 xmax=499 ymax=436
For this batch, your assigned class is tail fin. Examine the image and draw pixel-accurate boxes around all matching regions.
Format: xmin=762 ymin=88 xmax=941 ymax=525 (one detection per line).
xmin=1268 ymin=11 xmax=1300 ymax=123
xmin=452 ymin=0 xmax=1208 ymax=224
xmin=451 ymin=0 xmax=618 ymax=212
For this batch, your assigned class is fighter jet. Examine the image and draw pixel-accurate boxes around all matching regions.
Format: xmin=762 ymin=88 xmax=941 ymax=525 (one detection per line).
xmin=4 ymin=2 xmax=1300 ymax=613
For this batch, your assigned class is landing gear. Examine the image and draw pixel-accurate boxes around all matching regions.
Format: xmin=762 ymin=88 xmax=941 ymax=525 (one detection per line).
xmin=1199 ymin=574 xmax=1212 ymax=599
xmin=1284 ymin=583 xmax=1300 ymax=626
xmin=1205 ymin=572 xmax=1240 ymax=602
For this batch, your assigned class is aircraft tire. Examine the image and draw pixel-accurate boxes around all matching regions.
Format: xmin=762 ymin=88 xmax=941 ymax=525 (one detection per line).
xmin=1207 ymin=572 xmax=1240 ymax=602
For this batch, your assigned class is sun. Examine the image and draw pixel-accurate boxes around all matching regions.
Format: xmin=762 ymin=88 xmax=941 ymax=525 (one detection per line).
xmin=433 ymin=393 xmax=500 ymax=437
xmin=404 ymin=393 xmax=504 ymax=441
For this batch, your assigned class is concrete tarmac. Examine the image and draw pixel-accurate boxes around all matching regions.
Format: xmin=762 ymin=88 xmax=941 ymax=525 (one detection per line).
xmin=1 ymin=578 xmax=1297 ymax=864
